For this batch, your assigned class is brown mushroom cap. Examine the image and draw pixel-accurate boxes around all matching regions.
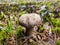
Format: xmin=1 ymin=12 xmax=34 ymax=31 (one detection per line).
xmin=19 ymin=13 xmax=42 ymax=28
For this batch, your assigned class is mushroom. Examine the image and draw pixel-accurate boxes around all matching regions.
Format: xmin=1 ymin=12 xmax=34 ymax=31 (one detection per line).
xmin=19 ymin=13 xmax=42 ymax=37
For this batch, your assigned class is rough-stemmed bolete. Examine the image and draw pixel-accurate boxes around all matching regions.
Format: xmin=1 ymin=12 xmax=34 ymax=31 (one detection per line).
xmin=19 ymin=13 xmax=42 ymax=37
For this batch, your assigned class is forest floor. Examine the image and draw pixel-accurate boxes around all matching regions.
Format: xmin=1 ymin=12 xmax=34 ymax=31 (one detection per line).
xmin=0 ymin=1 xmax=60 ymax=45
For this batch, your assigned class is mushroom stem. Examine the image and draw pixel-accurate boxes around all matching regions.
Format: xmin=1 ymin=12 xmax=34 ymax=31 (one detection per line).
xmin=26 ymin=28 xmax=34 ymax=36
xmin=26 ymin=26 xmax=38 ymax=37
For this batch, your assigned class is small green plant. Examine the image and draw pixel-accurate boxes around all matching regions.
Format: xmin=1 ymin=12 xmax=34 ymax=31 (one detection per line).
xmin=39 ymin=26 xmax=44 ymax=33
xmin=46 ymin=2 xmax=51 ymax=9
xmin=57 ymin=40 xmax=60 ymax=45
xmin=0 ymin=30 xmax=8 ymax=41
xmin=51 ymin=27 xmax=55 ymax=33
xmin=16 ymin=25 xmax=23 ymax=36
xmin=57 ymin=27 xmax=60 ymax=34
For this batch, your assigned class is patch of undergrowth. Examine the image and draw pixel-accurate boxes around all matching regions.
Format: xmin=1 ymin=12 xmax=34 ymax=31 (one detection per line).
xmin=0 ymin=19 xmax=13 ymax=44
xmin=50 ymin=18 xmax=60 ymax=34
xmin=0 ymin=29 xmax=8 ymax=45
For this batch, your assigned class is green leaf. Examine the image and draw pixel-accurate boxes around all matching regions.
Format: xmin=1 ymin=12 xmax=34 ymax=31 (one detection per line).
xmin=0 ymin=11 xmax=4 ymax=19
xmin=7 ymin=19 xmax=13 ymax=33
